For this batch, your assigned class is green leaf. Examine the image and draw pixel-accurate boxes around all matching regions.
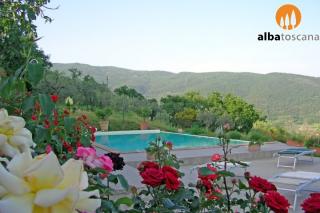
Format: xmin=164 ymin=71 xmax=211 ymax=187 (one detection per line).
xmin=115 ymin=197 xmax=133 ymax=207
xmin=238 ymin=179 xmax=248 ymax=190
xmin=22 ymin=96 xmax=35 ymax=113
xmin=101 ymin=200 xmax=118 ymax=213
xmin=80 ymin=134 xmax=91 ymax=146
xmin=117 ymin=174 xmax=129 ymax=191
xmin=139 ymin=189 xmax=149 ymax=196
xmin=26 ymin=63 xmax=44 ymax=86
xmin=126 ymin=210 xmax=141 ymax=213
xmin=217 ymin=170 xmax=235 ymax=177
xmin=191 ymin=197 xmax=200 ymax=209
xmin=162 ymin=198 xmax=175 ymax=209
xmin=35 ymin=126 xmax=50 ymax=143
xmin=38 ymin=94 xmax=54 ymax=115
xmin=64 ymin=117 xmax=75 ymax=133
xmin=198 ymin=167 xmax=216 ymax=176
xmin=108 ymin=174 xmax=118 ymax=184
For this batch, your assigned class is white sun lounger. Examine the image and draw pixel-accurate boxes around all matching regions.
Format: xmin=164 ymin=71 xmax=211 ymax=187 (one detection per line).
xmin=269 ymin=171 xmax=320 ymax=211
xmin=273 ymin=148 xmax=315 ymax=169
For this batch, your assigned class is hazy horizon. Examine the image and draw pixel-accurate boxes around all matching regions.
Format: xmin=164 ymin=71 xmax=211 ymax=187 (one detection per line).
xmin=37 ymin=1 xmax=320 ymax=76
xmin=53 ymin=62 xmax=320 ymax=78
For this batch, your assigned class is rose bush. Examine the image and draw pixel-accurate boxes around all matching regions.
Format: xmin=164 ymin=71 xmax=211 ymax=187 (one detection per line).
xmin=1 ymin=108 xmax=315 ymax=213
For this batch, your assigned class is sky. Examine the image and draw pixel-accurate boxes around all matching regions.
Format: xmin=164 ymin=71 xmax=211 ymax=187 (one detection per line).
xmin=36 ymin=0 xmax=320 ymax=76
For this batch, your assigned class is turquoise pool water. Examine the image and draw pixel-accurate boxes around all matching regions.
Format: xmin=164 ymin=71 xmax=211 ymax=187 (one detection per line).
xmin=95 ymin=131 xmax=248 ymax=153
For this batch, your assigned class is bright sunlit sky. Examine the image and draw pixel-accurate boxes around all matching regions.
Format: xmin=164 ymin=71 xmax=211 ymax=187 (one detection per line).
xmin=36 ymin=0 xmax=320 ymax=76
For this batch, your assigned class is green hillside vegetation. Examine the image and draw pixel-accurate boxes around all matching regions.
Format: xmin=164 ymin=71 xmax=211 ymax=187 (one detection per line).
xmin=53 ymin=63 xmax=320 ymax=124
xmin=34 ymin=68 xmax=307 ymax=145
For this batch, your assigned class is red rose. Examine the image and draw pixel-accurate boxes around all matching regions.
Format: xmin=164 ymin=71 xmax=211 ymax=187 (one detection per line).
xmin=140 ymin=167 xmax=164 ymax=187
xmin=264 ymin=191 xmax=290 ymax=213
xmin=166 ymin=141 xmax=173 ymax=150
xmin=44 ymin=119 xmax=50 ymax=129
xmin=162 ymin=166 xmax=179 ymax=178
xmin=31 ymin=115 xmax=37 ymax=121
xmin=50 ymin=95 xmax=59 ymax=103
xmin=211 ymin=154 xmax=221 ymax=162
xmin=162 ymin=166 xmax=180 ymax=190
xmin=137 ymin=161 xmax=160 ymax=172
xmin=198 ymin=170 xmax=219 ymax=195
xmin=199 ymin=176 xmax=213 ymax=191
xmin=301 ymin=193 xmax=320 ymax=213
xmin=207 ymin=163 xmax=217 ymax=172
xmin=205 ymin=188 xmax=221 ymax=200
xmin=53 ymin=119 xmax=59 ymax=126
xmin=199 ymin=171 xmax=218 ymax=182
xmin=164 ymin=171 xmax=180 ymax=190
xmin=99 ymin=173 xmax=108 ymax=180
xmin=76 ymin=141 xmax=82 ymax=147
xmin=249 ymin=176 xmax=277 ymax=193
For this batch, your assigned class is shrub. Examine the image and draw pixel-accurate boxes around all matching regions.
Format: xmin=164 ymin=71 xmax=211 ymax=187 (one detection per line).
xmin=253 ymin=121 xmax=290 ymax=142
xmin=185 ymin=125 xmax=208 ymax=135
xmin=136 ymin=107 xmax=152 ymax=121
xmin=288 ymin=133 xmax=305 ymax=143
xmin=226 ymin=130 xmax=243 ymax=140
xmin=247 ymin=129 xmax=272 ymax=143
xmin=305 ymin=137 xmax=320 ymax=148
xmin=95 ymin=107 xmax=112 ymax=120
xmin=108 ymin=119 xmax=140 ymax=131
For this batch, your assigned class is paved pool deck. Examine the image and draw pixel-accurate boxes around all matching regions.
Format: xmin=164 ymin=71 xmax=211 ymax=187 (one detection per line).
xmin=97 ymin=141 xmax=290 ymax=166
xmin=96 ymin=142 xmax=320 ymax=213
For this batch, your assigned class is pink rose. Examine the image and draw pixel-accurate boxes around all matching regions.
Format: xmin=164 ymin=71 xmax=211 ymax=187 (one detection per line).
xmin=76 ymin=147 xmax=113 ymax=173
xmin=45 ymin=144 xmax=52 ymax=154
xmin=76 ymin=147 xmax=97 ymax=159
xmin=94 ymin=155 xmax=113 ymax=173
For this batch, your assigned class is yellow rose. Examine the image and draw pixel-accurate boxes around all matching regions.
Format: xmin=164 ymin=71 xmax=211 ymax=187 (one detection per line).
xmin=65 ymin=97 xmax=74 ymax=106
xmin=0 ymin=150 xmax=101 ymax=213
xmin=0 ymin=109 xmax=35 ymax=157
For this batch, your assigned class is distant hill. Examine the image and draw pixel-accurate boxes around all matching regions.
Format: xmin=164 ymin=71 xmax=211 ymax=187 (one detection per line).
xmin=52 ymin=63 xmax=320 ymax=123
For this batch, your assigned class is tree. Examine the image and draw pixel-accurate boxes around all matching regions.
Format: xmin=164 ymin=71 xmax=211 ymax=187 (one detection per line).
xmin=175 ymin=108 xmax=197 ymax=128
xmin=0 ymin=0 xmax=54 ymax=113
xmin=160 ymin=95 xmax=191 ymax=123
xmin=114 ymin=85 xmax=144 ymax=100
xmin=184 ymin=91 xmax=207 ymax=110
xmin=69 ymin=68 xmax=82 ymax=80
xmin=136 ymin=107 xmax=152 ymax=121
xmin=207 ymin=92 xmax=225 ymax=115
xmin=224 ymin=94 xmax=261 ymax=132
xmin=0 ymin=0 xmax=54 ymax=73
xmin=148 ymin=98 xmax=159 ymax=121
xmin=197 ymin=111 xmax=217 ymax=130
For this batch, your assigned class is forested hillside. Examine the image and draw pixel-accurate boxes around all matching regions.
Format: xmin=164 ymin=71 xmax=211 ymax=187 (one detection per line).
xmin=53 ymin=63 xmax=320 ymax=123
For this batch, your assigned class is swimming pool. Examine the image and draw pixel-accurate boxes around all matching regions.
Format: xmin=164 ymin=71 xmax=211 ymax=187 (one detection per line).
xmin=95 ymin=130 xmax=248 ymax=153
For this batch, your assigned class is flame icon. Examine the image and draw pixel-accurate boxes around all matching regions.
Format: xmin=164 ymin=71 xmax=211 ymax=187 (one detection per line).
xmin=276 ymin=4 xmax=301 ymax=30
